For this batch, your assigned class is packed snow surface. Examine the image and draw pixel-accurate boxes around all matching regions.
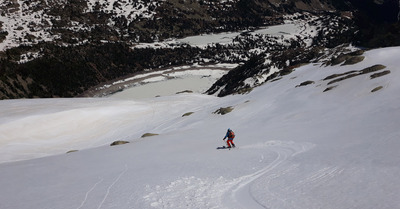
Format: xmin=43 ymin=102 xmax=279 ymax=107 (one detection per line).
xmin=1 ymin=47 xmax=400 ymax=209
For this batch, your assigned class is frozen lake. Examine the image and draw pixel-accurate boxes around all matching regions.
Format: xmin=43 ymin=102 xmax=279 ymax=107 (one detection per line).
xmin=107 ymin=67 xmax=232 ymax=99
xmin=177 ymin=23 xmax=298 ymax=46
xmin=110 ymin=75 xmax=219 ymax=99
xmin=135 ymin=21 xmax=312 ymax=49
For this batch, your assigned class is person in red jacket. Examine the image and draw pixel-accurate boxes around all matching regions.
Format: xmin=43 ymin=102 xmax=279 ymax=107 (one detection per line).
xmin=223 ymin=128 xmax=236 ymax=148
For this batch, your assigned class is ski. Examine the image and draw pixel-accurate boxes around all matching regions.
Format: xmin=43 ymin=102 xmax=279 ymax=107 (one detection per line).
xmin=216 ymin=146 xmax=237 ymax=150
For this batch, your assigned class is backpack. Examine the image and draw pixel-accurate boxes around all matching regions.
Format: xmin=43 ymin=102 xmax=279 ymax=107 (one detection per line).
xmin=228 ymin=131 xmax=235 ymax=139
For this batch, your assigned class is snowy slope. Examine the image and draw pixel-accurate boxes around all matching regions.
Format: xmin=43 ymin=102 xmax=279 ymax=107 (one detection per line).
xmin=0 ymin=47 xmax=400 ymax=209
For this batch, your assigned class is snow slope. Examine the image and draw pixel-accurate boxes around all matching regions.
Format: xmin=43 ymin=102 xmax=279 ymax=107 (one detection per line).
xmin=0 ymin=47 xmax=400 ymax=209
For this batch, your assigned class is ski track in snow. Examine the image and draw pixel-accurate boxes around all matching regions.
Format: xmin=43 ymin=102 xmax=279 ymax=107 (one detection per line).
xmin=77 ymin=177 xmax=104 ymax=209
xmin=290 ymin=166 xmax=344 ymax=191
xmin=224 ymin=141 xmax=315 ymax=209
xmin=97 ymin=165 xmax=128 ymax=209
xmin=143 ymin=141 xmax=314 ymax=209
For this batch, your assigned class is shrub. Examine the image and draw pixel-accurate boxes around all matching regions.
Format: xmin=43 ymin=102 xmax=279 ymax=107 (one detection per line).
xmin=323 ymin=85 xmax=338 ymax=92
xmin=213 ymin=106 xmax=233 ymax=115
xmin=176 ymin=90 xmax=193 ymax=94
xmin=330 ymin=54 xmax=350 ymax=66
xmin=326 ymin=65 xmax=387 ymax=85
xmin=141 ymin=133 xmax=159 ymax=138
xmin=370 ymin=70 xmax=391 ymax=79
xmin=342 ymin=56 xmax=365 ymax=65
xmin=360 ymin=64 xmax=386 ymax=74
xmin=182 ymin=112 xmax=194 ymax=117
xmin=296 ymin=80 xmax=314 ymax=87
xmin=327 ymin=73 xmax=359 ymax=85
xmin=323 ymin=71 xmax=358 ymax=80
xmin=371 ymin=86 xmax=383 ymax=92
xmin=236 ymin=87 xmax=253 ymax=94
xmin=110 ymin=141 xmax=130 ymax=146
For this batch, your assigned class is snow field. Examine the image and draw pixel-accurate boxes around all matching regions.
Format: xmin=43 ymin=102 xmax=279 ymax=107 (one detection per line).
xmin=0 ymin=47 xmax=400 ymax=208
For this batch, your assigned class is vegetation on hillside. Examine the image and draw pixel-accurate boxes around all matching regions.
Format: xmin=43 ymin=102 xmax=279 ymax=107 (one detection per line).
xmin=0 ymin=0 xmax=398 ymax=99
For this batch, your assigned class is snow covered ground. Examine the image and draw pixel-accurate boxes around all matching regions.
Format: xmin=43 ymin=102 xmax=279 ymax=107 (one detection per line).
xmin=1 ymin=46 xmax=400 ymax=209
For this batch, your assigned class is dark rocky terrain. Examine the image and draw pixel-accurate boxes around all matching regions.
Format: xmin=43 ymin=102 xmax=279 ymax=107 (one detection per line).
xmin=0 ymin=0 xmax=398 ymax=99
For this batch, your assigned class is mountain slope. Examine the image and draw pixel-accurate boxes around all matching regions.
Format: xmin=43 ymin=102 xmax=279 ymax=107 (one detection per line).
xmin=0 ymin=0 xmax=339 ymax=50
xmin=2 ymin=0 xmax=396 ymax=99
xmin=0 ymin=46 xmax=399 ymax=208
xmin=0 ymin=0 xmax=398 ymax=99
xmin=0 ymin=11 xmax=357 ymax=99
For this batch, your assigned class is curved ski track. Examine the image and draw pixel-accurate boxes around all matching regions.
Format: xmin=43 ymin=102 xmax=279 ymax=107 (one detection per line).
xmin=222 ymin=141 xmax=315 ymax=209
xmin=144 ymin=141 xmax=314 ymax=209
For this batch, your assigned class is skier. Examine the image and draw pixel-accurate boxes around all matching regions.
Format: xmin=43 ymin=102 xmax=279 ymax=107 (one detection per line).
xmin=223 ymin=128 xmax=236 ymax=148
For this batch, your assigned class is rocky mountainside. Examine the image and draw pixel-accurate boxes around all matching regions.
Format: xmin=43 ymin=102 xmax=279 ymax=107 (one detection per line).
xmin=0 ymin=0 xmax=339 ymax=50
xmin=0 ymin=0 xmax=398 ymax=99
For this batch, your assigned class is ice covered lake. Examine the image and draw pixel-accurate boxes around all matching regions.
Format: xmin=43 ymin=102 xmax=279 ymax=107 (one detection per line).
xmin=108 ymin=67 xmax=231 ymax=100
